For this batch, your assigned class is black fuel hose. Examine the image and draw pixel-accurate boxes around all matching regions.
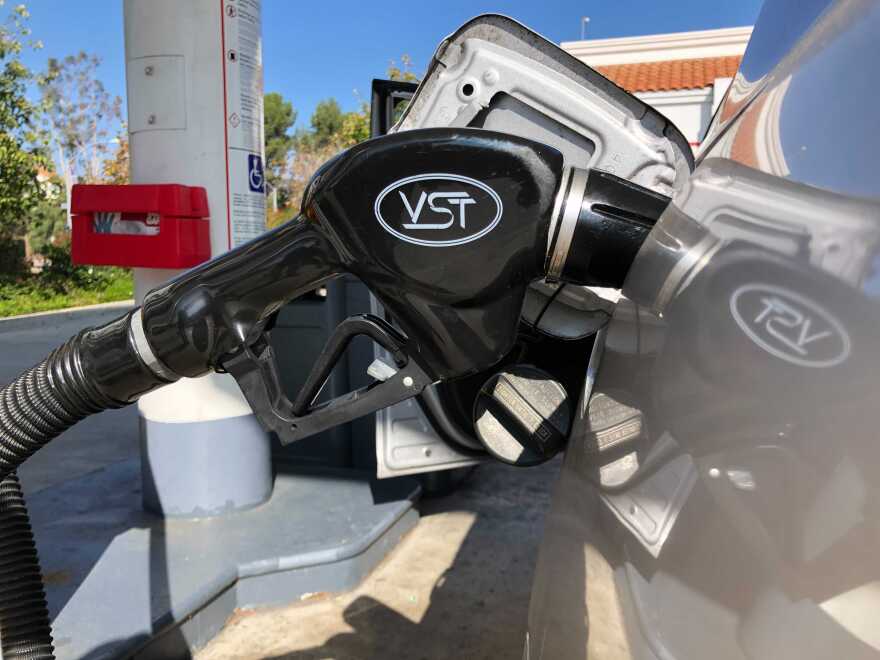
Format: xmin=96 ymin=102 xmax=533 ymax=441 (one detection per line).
xmin=0 ymin=335 xmax=120 ymax=479
xmin=0 ymin=473 xmax=55 ymax=659
xmin=0 ymin=336 xmax=122 ymax=659
xmin=0 ymin=313 xmax=169 ymax=659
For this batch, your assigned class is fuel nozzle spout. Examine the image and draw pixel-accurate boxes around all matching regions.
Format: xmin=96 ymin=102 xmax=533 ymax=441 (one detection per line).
xmin=545 ymin=167 xmax=671 ymax=288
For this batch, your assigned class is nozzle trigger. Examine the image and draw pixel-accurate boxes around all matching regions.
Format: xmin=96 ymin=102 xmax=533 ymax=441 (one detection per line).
xmin=222 ymin=314 xmax=433 ymax=445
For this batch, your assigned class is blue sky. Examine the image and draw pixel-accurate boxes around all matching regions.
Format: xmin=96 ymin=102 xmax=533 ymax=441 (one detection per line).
xmin=20 ymin=1 xmax=764 ymax=130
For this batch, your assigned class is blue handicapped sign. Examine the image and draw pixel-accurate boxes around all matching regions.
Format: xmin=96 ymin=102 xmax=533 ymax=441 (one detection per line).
xmin=248 ymin=154 xmax=265 ymax=193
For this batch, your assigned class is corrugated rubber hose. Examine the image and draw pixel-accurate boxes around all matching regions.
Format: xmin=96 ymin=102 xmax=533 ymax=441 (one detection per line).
xmin=0 ymin=334 xmax=124 ymax=660
xmin=0 ymin=472 xmax=54 ymax=660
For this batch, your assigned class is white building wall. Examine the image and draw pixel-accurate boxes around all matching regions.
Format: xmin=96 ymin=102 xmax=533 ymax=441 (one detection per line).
xmin=635 ymin=88 xmax=714 ymax=145
xmin=562 ymin=27 xmax=752 ymax=148
xmin=562 ymin=26 xmax=753 ymax=65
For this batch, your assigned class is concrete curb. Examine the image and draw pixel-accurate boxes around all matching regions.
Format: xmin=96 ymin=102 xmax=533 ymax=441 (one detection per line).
xmin=0 ymin=300 xmax=135 ymax=334
xmin=33 ymin=458 xmax=420 ymax=659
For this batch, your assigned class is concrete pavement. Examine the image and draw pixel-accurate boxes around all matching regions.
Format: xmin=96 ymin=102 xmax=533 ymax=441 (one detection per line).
xmin=0 ymin=301 xmax=139 ymax=495
xmin=1 ymin=302 xmax=563 ymax=659
xmin=197 ymin=458 xmax=561 ymax=660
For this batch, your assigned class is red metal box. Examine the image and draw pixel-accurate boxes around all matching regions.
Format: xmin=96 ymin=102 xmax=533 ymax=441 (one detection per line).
xmin=71 ymin=184 xmax=211 ymax=269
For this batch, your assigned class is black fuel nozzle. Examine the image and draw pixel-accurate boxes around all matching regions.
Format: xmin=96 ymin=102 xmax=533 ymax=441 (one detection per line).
xmin=2 ymin=130 xmax=670 ymax=458
xmin=54 ymin=133 xmax=671 ymax=446
xmin=545 ymin=167 xmax=671 ymax=288
xmin=134 ymin=128 xmax=566 ymax=443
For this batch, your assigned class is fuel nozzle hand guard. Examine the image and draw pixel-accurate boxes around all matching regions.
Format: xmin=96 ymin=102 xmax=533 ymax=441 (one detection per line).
xmin=222 ymin=314 xmax=434 ymax=444
xmin=137 ymin=128 xmax=566 ymax=443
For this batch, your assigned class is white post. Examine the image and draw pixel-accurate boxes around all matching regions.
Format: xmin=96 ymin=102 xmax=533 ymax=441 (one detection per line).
xmin=124 ymin=0 xmax=272 ymax=516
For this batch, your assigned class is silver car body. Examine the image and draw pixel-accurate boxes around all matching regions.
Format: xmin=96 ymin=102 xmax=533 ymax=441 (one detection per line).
xmin=528 ymin=0 xmax=880 ymax=657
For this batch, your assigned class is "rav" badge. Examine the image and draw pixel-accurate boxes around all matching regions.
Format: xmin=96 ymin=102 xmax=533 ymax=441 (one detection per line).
xmin=730 ymin=283 xmax=851 ymax=368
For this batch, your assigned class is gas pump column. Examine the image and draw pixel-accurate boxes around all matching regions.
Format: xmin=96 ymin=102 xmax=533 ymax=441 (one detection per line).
xmin=124 ymin=0 xmax=271 ymax=516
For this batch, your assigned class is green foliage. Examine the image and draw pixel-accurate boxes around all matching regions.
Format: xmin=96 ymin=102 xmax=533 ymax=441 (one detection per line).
xmin=387 ymin=54 xmax=418 ymax=82
xmin=263 ymin=92 xmax=296 ymax=204
xmin=264 ymin=54 xmax=423 ymax=227
xmin=0 ymin=2 xmax=47 ymax=241
xmin=295 ymin=97 xmax=371 ymax=152
xmin=101 ymin=128 xmax=128 ymax=184
xmin=299 ymin=98 xmax=345 ymax=149
xmin=26 ymin=193 xmax=65 ymax=253
xmin=0 ymin=237 xmax=24 ymax=276
xmin=339 ymin=102 xmax=370 ymax=146
xmin=37 ymin=244 xmax=121 ymax=291
xmin=0 ymin=269 xmax=133 ymax=317
xmin=0 ymin=243 xmax=133 ymax=317
xmin=264 ymin=92 xmax=295 ymax=168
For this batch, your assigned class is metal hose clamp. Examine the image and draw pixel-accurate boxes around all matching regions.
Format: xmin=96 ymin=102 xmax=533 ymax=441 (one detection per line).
xmin=546 ymin=167 xmax=589 ymax=281
xmin=129 ymin=309 xmax=178 ymax=381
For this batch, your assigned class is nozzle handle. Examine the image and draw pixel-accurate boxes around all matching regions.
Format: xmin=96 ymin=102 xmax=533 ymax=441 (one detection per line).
xmin=222 ymin=313 xmax=433 ymax=444
xmin=140 ymin=214 xmax=341 ymax=378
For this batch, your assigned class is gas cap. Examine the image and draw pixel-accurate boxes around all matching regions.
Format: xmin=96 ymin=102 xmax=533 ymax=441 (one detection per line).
xmin=473 ymin=365 xmax=571 ymax=466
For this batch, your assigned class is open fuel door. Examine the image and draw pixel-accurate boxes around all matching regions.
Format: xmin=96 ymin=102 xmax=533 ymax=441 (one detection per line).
xmin=394 ymin=14 xmax=693 ymax=193
xmin=373 ymin=14 xmax=693 ymax=478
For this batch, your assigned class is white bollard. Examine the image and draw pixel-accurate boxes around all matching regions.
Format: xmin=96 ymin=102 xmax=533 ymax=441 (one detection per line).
xmin=124 ymin=0 xmax=271 ymax=516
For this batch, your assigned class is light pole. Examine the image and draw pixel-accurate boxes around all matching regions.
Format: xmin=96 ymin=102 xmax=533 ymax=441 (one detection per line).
xmin=581 ymin=16 xmax=591 ymax=40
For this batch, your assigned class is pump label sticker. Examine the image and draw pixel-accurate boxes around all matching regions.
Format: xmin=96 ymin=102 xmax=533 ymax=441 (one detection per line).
xmin=730 ymin=283 xmax=850 ymax=368
xmin=223 ymin=0 xmax=265 ymax=248
xmin=374 ymin=174 xmax=503 ymax=247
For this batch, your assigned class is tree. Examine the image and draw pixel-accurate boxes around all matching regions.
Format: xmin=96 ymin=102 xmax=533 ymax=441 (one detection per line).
xmin=269 ymin=140 xmax=340 ymax=228
xmin=387 ymin=54 xmax=418 ymax=82
xmin=38 ymin=51 xmax=122 ymax=224
xmin=266 ymin=56 xmax=423 ymax=229
xmin=387 ymin=54 xmax=420 ymax=125
xmin=27 ymin=188 xmax=66 ymax=253
xmin=338 ymin=102 xmax=370 ymax=147
xmin=0 ymin=2 xmax=47 ymax=241
xmin=305 ymin=98 xmax=344 ymax=148
xmin=263 ymin=92 xmax=296 ymax=208
xmin=101 ymin=129 xmax=128 ymax=185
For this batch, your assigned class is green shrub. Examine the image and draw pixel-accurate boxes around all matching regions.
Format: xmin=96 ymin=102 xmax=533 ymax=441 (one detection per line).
xmin=0 ymin=238 xmax=26 ymax=278
xmin=0 ymin=244 xmax=133 ymax=317
xmin=38 ymin=244 xmax=127 ymax=292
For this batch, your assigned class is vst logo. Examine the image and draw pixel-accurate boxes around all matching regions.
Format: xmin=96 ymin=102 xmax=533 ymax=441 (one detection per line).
xmin=374 ymin=174 xmax=503 ymax=247
xmin=730 ymin=283 xmax=851 ymax=368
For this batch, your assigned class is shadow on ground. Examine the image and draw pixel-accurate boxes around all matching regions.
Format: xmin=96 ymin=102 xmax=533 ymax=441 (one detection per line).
xmin=198 ymin=458 xmax=562 ymax=660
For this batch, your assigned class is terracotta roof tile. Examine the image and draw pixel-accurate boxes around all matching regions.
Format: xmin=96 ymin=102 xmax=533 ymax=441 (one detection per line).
xmin=595 ymin=55 xmax=741 ymax=93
